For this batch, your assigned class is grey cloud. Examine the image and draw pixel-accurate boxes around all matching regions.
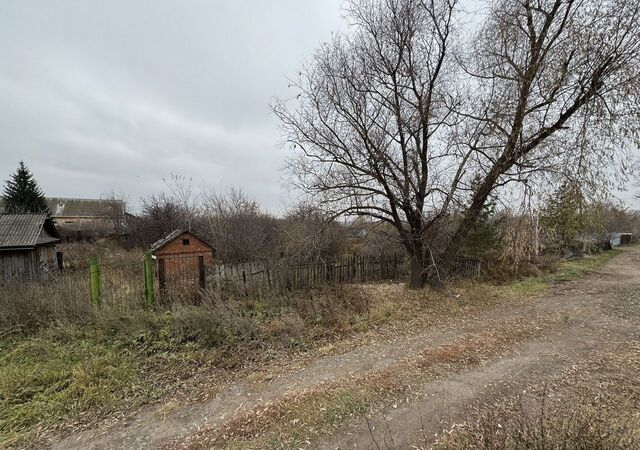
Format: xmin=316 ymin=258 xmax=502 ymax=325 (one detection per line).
xmin=0 ymin=0 xmax=343 ymax=212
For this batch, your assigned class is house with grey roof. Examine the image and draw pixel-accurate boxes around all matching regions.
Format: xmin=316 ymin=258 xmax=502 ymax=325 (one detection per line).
xmin=0 ymin=197 xmax=129 ymax=240
xmin=0 ymin=214 xmax=61 ymax=282
xmin=46 ymin=197 xmax=128 ymax=240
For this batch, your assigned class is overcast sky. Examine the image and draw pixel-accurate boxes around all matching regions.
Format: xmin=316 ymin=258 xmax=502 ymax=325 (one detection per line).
xmin=0 ymin=0 xmax=343 ymax=212
xmin=1 ymin=1 xmax=637 ymax=213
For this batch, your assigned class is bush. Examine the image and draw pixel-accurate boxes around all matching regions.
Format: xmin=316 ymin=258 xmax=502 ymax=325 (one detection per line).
xmin=169 ymin=296 xmax=259 ymax=347
xmin=534 ymin=254 xmax=561 ymax=273
xmin=260 ymin=285 xmax=370 ymax=334
xmin=480 ymin=249 xmax=542 ymax=282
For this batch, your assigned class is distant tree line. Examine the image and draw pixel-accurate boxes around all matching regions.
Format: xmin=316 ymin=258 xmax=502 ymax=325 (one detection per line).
xmin=127 ymin=178 xmax=351 ymax=264
xmin=126 ymin=172 xmax=640 ymax=276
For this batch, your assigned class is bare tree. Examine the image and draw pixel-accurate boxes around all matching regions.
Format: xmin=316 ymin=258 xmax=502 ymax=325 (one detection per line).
xmin=99 ymin=190 xmax=128 ymax=236
xmin=275 ymin=0 xmax=461 ymax=288
xmin=163 ymin=173 xmax=200 ymax=232
xmin=275 ymin=0 xmax=640 ymax=288
xmin=129 ymin=175 xmax=202 ymax=247
xmin=443 ymin=0 xmax=640 ymax=269
xmin=130 ymin=194 xmax=196 ymax=246
xmin=201 ymin=188 xmax=278 ymax=262
xmin=279 ymin=203 xmax=348 ymax=262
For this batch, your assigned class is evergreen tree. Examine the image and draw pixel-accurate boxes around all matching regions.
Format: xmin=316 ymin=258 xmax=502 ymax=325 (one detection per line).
xmin=540 ymin=182 xmax=586 ymax=248
xmin=461 ymin=174 xmax=501 ymax=257
xmin=2 ymin=161 xmax=49 ymax=214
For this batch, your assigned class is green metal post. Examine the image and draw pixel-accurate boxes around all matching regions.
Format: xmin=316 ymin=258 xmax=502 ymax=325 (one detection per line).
xmin=89 ymin=257 xmax=102 ymax=306
xmin=144 ymin=253 xmax=156 ymax=307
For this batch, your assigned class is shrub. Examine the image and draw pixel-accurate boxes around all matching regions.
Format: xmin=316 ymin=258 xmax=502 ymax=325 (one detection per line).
xmin=534 ymin=254 xmax=561 ymax=273
xmin=169 ymin=296 xmax=259 ymax=347
xmin=480 ymin=249 xmax=541 ymax=282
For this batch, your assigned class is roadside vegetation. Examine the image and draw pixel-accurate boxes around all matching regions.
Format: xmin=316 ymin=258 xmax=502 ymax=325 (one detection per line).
xmin=0 ymin=247 xmax=622 ymax=448
xmin=433 ymin=345 xmax=640 ymax=450
xmin=183 ymin=317 xmax=557 ymax=449
xmin=1 ymin=0 xmax=640 ymax=447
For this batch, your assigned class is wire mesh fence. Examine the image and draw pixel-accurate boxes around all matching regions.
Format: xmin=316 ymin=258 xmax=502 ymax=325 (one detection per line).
xmin=0 ymin=254 xmax=148 ymax=307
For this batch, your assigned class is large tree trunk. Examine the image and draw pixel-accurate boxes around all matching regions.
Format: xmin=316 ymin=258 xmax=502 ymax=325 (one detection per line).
xmin=409 ymin=246 xmax=446 ymax=291
xmin=409 ymin=254 xmax=425 ymax=289
xmin=407 ymin=237 xmax=426 ymax=290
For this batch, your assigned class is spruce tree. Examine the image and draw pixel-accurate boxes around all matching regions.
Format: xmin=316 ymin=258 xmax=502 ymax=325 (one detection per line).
xmin=461 ymin=174 xmax=501 ymax=257
xmin=2 ymin=161 xmax=49 ymax=214
xmin=540 ymin=182 xmax=586 ymax=248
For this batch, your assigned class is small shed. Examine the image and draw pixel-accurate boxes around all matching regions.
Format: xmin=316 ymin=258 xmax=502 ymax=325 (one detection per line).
xmin=0 ymin=214 xmax=61 ymax=282
xmin=150 ymin=230 xmax=216 ymax=286
xmin=610 ymin=232 xmax=633 ymax=247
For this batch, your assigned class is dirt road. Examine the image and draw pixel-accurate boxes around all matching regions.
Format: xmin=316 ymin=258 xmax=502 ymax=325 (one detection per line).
xmin=50 ymin=247 xmax=640 ymax=449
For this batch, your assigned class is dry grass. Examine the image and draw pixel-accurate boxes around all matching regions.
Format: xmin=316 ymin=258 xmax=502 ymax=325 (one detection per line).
xmin=176 ymin=317 xmax=557 ymax=449
xmin=433 ymin=344 xmax=640 ymax=450
xmin=0 ymin=246 xmax=621 ymax=447
xmin=162 ymin=251 xmax=622 ymax=449
xmin=0 ymin=281 xmax=373 ymax=448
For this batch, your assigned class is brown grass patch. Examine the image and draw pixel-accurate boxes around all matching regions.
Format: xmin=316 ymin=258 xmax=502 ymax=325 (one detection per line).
xmin=433 ymin=344 xmax=640 ymax=450
xmin=175 ymin=317 xmax=556 ymax=449
xmin=417 ymin=321 xmax=541 ymax=370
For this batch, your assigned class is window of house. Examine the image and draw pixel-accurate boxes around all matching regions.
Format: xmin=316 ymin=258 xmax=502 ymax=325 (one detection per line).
xmin=182 ymin=238 xmax=190 ymax=246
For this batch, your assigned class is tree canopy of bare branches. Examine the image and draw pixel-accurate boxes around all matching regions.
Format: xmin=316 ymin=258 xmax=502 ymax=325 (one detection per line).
xmin=274 ymin=0 xmax=640 ymax=288
xmin=201 ymin=188 xmax=279 ymax=262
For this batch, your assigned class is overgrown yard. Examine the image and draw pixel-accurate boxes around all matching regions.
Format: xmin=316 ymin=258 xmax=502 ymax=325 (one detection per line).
xmin=0 ymin=248 xmax=626 ymax=448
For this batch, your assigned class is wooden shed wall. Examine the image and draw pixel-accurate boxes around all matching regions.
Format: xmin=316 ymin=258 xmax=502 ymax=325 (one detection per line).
xmin=0 ymin=245 xmax=58 ymax=283
xmin=0 ymin=250 xmax=37 ymax=282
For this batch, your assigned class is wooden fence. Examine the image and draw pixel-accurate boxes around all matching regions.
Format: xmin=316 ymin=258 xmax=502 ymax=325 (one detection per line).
xmin=0 ymin=252 xmax=482 ymax=305
xmin=450 ymin=255 xmax=482 ymax=277
xmin=0 ymin=250 xmax=61 ymax=284
xmin=155 ymin=253 xmax=482 ymax=296
xmin=205 ymin=254 xmax=401 ymax=295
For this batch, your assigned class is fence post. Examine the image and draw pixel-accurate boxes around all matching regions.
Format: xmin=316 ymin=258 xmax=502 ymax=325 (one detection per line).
xmin=351 ymin=255 xmax=356 ymax=281
xmin=198 ymin=255 xmax=206 ymax=290
xmin=144 ymin=253 xmax=155 ymax=307
xmin=89 ymin=257 xmax=102 ymax=306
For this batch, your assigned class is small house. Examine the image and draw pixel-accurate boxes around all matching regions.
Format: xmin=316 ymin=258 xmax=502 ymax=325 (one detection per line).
xmin=150 ymin=230 xmax=216 ymax=286
xmin=46 ymin=197 xmax=129 ymax=240
xmin=0 ymin=214 xmax=61 ymax=282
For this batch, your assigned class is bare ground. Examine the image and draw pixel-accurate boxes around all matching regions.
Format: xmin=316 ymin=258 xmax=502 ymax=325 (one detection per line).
xmin=49 ymin=246 xmax=640 ymax=449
